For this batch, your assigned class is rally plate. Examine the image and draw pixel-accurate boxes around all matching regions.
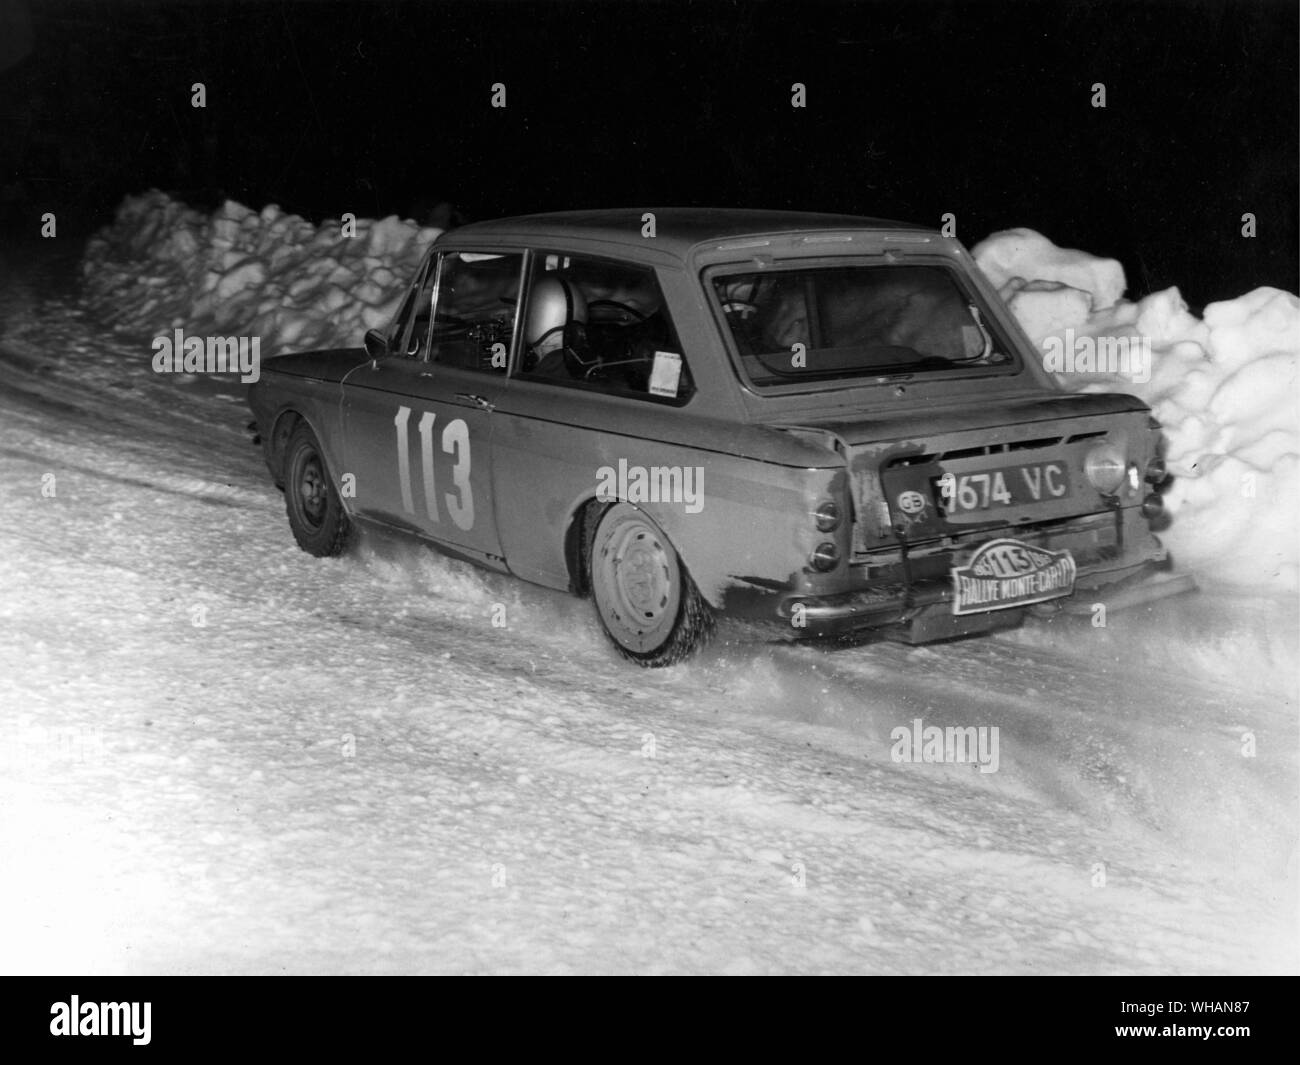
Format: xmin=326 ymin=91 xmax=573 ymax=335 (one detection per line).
xmin=950 ymin=538 xmax=1077 ymax=616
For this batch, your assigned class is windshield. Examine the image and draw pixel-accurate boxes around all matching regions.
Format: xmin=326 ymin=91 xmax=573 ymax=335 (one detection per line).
xmin=711 ymin=263 xmax=1014 ymax=388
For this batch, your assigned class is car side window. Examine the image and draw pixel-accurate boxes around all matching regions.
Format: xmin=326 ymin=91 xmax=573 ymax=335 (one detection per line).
xmin=516 ymin=252 xmax=694 ymax=403
xmin=417 ymin=251 xmax=524 ymax=374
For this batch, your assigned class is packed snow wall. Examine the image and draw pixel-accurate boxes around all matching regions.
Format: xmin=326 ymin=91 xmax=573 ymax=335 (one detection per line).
xmin=973 ymin=229 xmax=1299 ymax=592
xmin=77 ymin=193 xmax=1298 ymax=591
xmin=80 ymin=189 xmax=441 ymax=355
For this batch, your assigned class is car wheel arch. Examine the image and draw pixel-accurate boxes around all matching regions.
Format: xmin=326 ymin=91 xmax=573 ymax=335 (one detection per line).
xmin=266 ymin=409 xmax=304 ymax=487
xmin=564 ymin=497 xmax=603 ymax=597
xmin=267 ymin=408 xmax=348 ymax=505
xmin=564 ymin=496 xmax=722 ymax=609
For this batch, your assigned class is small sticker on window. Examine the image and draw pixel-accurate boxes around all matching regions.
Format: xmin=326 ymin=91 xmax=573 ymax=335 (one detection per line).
xmin=648 ymin=351 xmax=683 ymax=397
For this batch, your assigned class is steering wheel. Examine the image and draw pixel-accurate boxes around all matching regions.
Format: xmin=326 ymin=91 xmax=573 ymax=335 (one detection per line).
xmin=563 ymin=344 xmax=603 ymax=380
xmin=725 ymin=299 xmax=758 ymax=315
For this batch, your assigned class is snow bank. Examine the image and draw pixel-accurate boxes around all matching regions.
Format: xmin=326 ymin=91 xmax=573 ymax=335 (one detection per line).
xmin=973 ymin=227 xmax=1127 ymax=327
xmin=973 ymin=229 xmax=1300 ymax=592
xmin=80 ymin=189 xmax=440 ymax=353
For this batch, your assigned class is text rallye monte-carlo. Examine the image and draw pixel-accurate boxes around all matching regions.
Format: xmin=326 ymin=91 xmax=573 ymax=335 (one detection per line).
xmin=247 ymin=208 xmax=1189 ymax=666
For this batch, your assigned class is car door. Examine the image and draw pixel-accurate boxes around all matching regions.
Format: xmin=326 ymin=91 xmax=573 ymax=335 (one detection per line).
xmin=342 ymin=248 xmax=524 ymax=566
xmin=491 ymin=249 xmax=702 ymax=589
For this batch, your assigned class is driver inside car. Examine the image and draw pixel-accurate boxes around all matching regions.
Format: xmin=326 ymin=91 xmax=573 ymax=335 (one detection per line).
xmin=524 ymin=276 xmax=594 ymax=378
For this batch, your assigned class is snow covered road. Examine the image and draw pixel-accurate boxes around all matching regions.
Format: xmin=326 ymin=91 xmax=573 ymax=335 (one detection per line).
xmin=1 ymin=266 xmax=1295 ymax=974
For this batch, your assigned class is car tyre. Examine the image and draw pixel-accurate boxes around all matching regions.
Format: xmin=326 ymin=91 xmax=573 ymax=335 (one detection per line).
xmin=589 ymin=503 xmax=713 ymax=667
xmin=283 ymin=421 xmax=352 ymax=557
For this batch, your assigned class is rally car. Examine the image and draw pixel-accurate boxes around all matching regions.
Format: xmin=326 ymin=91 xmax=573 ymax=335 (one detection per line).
xmin=247 ymin=208 xmax=1187 ymax=666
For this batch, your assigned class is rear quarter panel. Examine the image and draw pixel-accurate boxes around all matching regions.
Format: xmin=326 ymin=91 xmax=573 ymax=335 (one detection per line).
xmin=489 ymin=380 xmax=848 ymax=607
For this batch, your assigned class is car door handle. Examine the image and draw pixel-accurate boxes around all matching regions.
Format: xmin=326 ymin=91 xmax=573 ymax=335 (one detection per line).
xmin=456 ymin=393 xmax=494 ymax=411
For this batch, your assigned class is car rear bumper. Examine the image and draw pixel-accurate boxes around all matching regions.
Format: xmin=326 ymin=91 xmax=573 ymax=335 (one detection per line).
xmin=772 ymin=509 xmax=1184 ymax=642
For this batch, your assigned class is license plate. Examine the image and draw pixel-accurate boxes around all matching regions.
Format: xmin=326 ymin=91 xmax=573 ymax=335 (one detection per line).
xmin=934 ymin=462 xmax=1070 ymax=515
xmin=951 ymin=538 xmax=1077 ymax=616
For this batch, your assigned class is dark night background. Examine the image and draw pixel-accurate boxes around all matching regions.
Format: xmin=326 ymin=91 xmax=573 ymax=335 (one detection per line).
xmin=0 ymin=0 xmax=1295 ymax=309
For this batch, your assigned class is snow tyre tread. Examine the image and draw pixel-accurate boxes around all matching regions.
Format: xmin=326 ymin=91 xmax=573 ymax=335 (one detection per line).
xmin=283 ymin=421 xmax=352 ymax=557
xmin=589 ymin=503 xmax=714 ymax=668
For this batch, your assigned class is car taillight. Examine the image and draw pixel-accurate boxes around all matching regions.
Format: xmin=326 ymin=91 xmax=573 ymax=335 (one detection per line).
xmin=1084 ymin=442 xmax=1127 ymax=494
xmin=813 ymin=500 xmax=842 ymax=532
xmin=810 ymin=542 xmax=840 ymax=571
xmin=1145 ymin=457 xmax=1167 ymax=484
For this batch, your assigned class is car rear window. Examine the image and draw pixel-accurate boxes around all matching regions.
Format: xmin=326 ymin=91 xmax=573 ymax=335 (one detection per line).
xmin=710 ymin=263 xmax=1015 ymax=389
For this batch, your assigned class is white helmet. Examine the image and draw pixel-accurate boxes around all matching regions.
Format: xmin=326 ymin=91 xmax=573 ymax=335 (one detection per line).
xmin=526 ymin=276 xmax=587 ymax=355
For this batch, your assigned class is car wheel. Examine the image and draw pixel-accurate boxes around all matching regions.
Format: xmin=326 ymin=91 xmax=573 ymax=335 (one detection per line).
xmin=283 ymin=421 xmax=352 ymax=557
xmin=589 ymin=503 xmax=713 ymax=667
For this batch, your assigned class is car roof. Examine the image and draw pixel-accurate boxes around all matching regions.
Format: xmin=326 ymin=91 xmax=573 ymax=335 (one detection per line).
xmin=449 ymin=207 xmax=932 ymax=259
